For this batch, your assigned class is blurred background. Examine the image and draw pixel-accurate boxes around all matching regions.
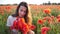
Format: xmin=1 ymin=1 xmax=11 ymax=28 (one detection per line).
xmin=0 ymin=0 xmax=60 ymax=34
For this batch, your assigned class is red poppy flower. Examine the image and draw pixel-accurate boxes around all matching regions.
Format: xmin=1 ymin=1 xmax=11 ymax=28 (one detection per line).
xmin=51 ymin=16 xmax=54 ymax=19
xmin=41 ymin=27 xmax=50 ymax=34
xmin=43 ymin=16 xmax=52 ymax=23
xmin=57 ymin=18 xmax=60 ymax=22
xmin=30 ymin=25 xmax=36 ymax=30
xmin=57 ymin=15 xmax=60 ymax=19
xmin=5 ymin=6 xmax=11 ymax=12
xmin=6 ymin=6 xmax=11 ymax=10
xmin=18 ymin=18 xmax=29 ymax=33
xmin=48 ymin=18 xmax=52 ymax=23
xmin=38 ymin=19 xmax=44 ymax=24
xmin=43 ymin=9 xmax=51 ymax=14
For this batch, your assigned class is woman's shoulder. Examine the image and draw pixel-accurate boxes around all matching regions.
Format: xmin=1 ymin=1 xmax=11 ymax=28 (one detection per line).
xmin=7 ymin=15 xmax=17 ymax=21
xmin=8 ymin=15 xmax=13 ymax=18
xmin=8 ymin=15 xmax=15 ymax=19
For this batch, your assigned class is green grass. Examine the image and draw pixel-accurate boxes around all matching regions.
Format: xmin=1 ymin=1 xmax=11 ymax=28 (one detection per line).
xmin=0 ymin=8 xmax=60 ymax=34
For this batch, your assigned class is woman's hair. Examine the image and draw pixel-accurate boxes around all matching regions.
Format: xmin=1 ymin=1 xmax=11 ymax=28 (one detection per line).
xmin=12 ymin=1 xmax=32 ymax=24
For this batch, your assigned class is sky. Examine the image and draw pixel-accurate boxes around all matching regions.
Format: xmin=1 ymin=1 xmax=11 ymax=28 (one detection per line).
xmin=0 ymin=0 xmax=60 ymax=5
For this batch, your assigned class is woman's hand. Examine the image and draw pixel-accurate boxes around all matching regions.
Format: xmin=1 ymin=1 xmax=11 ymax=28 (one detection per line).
xmin=28 ymin=30 xmax=35 ymax=34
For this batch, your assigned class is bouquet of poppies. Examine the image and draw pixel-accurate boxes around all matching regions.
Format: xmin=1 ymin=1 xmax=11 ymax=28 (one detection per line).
xmin=10 ymin=18 xmax=29 ymax=34
xmin=10 ymin=18 xmax=36 ymax=34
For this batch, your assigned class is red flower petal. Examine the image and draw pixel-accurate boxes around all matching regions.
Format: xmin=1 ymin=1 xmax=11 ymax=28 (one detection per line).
xmin=43 ymin=9 xmax=51 ymax=14
xmin=41 ymin=27 xmax=50 ymax=34
xmin=30 ymin=25 xmax=36 ymax=30
xmin=38 ymin=19 xmax=44 ymax=24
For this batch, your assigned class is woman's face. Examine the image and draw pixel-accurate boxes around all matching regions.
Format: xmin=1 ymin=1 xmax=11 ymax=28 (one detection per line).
xmin=18 ymin=6 xmax=26 ymax=18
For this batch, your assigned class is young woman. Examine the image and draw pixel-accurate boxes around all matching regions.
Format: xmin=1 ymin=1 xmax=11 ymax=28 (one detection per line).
xmin=6 ymin=1 xmax=35 ymax=34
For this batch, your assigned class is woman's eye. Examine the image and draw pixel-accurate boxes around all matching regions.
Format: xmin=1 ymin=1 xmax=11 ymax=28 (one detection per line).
xmin=20 ymin=10 xmax=23 ymax=11
xmin=24 ymin=10 xmax=26 ymax=13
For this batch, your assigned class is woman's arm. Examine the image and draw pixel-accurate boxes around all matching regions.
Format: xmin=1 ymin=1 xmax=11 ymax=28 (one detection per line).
xmin=6 ymin=16 xmax=12 ymax=27
xmin=6 ymin=16 xmax=18 ymax=34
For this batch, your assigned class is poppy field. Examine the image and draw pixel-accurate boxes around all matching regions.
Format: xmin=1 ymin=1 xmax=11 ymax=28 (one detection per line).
xmin=0 ymin=5 xmax=60 ymax=34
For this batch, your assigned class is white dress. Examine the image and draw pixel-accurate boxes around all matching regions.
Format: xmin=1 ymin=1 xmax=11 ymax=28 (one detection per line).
xmin=6 ymin=15 xmax=17 ymax=27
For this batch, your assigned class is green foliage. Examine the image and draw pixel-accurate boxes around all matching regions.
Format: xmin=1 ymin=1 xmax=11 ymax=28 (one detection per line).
xmin=32 ymin=8 xmax=60 ymax=34
xmin=0 ymin=8 xmax=60 ymax=34
xmin=51 ymin=9 xmax=60 ymax=17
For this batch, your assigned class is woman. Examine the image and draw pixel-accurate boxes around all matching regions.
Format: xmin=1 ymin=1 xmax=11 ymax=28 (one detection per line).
xmin=6 ymin=1 xmax=35 ymax=34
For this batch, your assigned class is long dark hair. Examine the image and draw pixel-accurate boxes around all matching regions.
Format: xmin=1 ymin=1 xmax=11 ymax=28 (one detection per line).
xmin=12 ymin=2 xmax=29 ymax=23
